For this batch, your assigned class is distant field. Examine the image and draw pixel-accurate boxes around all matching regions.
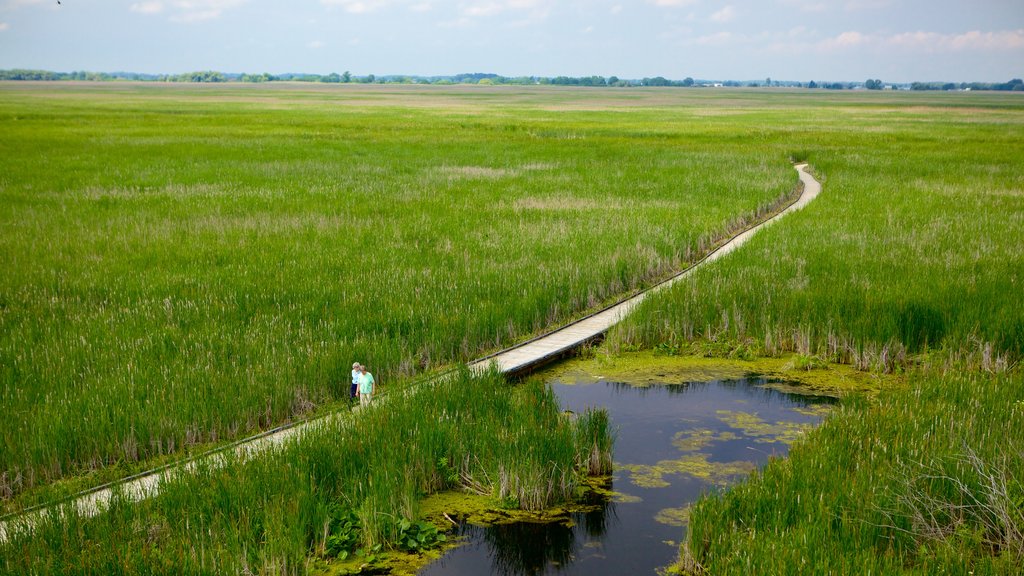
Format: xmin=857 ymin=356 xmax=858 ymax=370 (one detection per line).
xmin=0 ymin=83 xmax=796 ymax=497
xmin=614 ymin=89 xmax=1024 ymax=368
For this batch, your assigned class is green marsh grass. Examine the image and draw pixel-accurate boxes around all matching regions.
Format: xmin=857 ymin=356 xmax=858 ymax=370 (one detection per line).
xmin=613 ymin=92 xmax=1024 ymax=370
xmin=1 ymin=368 xmax=613 ymax=573
xmin=0 ymin=83 xmax=796 ymax=496
xmin=587 ymin=90 xmax=1024 ymax=572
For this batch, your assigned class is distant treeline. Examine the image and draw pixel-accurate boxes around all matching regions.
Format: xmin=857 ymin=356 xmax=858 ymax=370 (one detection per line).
xmin=909 ymin=78 xmax=1023 ymax=91
xmin=0 ymin=69 xmax=708 ymax=86
xmin=1 ymin=69 xmax=1022 ymax=91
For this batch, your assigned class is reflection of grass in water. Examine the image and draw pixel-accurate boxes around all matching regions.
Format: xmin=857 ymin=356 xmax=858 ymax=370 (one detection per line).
xmin=715 ymin=410 xmax=816 ymax=445
xmin=655 ymin=506 xmax=691 ymax=527
xmin=619 ymin=454 xmax=756 ymax=488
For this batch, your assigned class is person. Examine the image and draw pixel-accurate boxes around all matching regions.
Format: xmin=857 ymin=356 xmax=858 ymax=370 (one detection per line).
xmin=350 ymin=362 xmax=361 ymax=400
xmin=357 ymin=365 xmax=375 ymax=407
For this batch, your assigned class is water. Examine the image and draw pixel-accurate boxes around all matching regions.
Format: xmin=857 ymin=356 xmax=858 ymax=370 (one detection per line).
xmin=420 ymin=374 xmax=834 ymax=575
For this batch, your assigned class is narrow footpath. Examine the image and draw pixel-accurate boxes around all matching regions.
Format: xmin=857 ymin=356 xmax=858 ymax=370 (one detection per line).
xmin=0 ymin=163 xmax=822 ymax=543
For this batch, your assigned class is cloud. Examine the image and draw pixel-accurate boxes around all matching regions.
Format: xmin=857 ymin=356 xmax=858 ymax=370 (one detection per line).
xmin=777 ymin=0 xmax=827 ymax=12
xmin=649 ymin=0 xmax=698 ymax=6
xmin=437 ymin=16 xmax=473 ymax=28
xmin=321 ymin=0 xmax=391 ymax=13
xmin=693 ymin=31 xmax=735 ymax=46
xmin=463 ymin=2 xmax=502 ymax=17
xmin=2 ymin=0 xmax=45 ymax=7
xmin=610 ymin=4 xmax=622 ymax=15
xmin=820 ymin=29 xmax=1024 ymax=52
xmin=129 ymin=0 xmax=246 ymax=22
xmin=0 ymin=22 xmax=8 ymax=31
xmin=130 ymin=2 xmax=164 ymax=14
xmin=844 ymin=0 xmax=891 ymax=11
xmin=409 ymin=2 xmax=432 ymax=12
xmin=307 ymin=39 xmax=326 ymax=48
xmin=827 ymin=30 xmax=868 ymax=48
xmin=710 ymin=5 xmax=735 ymax=23
xmin=448 ymin=0 xmax=548 ymax=27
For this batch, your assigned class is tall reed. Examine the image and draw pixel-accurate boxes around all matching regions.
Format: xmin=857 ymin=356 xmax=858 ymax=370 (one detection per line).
xmin=0 ymin=83 xmax=790 ymax=496
xmin=1 ymin=368 xmax=613 ymax=573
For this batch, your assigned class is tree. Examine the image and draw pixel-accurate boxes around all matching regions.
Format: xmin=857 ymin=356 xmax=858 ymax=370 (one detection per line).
xmin=808 ymin=80 xmax=818 ymax=88
xmin=342 ymin=71 xmax=351 ymax=83
xmin=865 ymin=78 xmax=883 ymax=90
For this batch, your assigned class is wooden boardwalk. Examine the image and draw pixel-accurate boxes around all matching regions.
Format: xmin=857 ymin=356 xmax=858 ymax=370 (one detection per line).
xmin=470 ymin=163 xmax=821 ymax=375
xmin=0 ymin=164 xmax=821 ymax=543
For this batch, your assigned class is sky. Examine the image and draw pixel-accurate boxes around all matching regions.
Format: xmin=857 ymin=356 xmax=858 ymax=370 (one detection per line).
xmin=0 ymin=0 xmax=1021 ymax=82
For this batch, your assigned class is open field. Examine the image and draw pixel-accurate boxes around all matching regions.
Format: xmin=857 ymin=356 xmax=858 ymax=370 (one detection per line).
xmin=0 ymin=83 xmax=796 ymax=498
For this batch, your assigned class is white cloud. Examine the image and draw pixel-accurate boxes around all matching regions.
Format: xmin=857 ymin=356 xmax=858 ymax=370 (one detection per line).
xmin=710 ymin=5 xmax=735 ymax=23
xmin=693 ymin=31 xmax=735 ymax=46
xmin=130 ymin=2 xmax=164 ymax=14
xmin=437 ymin=16 xmax=473 ymax=28
xmin=2 ymin=0 xmax=44 ymax=7
xmin=819 ymin=29 xmax=1024 ymax=52
xmin=307 ymin=39 xmax=325 ymax=48
xmin=610 ymin=4 xmax=622 ymax=15
xmin=123 ymin=0 xmax=248 ymax=23
xmin=0 ymin=21 xmax=8 ymax=31
xmin=826 ymin=30 xmax=868 ymax=48
xmin=409 ymin=2 xmax=432 ymax=12
xmin=777 ymin=0 xmax=827 ymax=12
xmin=844 ymin=0 xmax=891 ymax=12
xmin=320 ymin=0 xmax=390 ymax=14
xmin=464 ymin=2 xmax=502 ymax=17
xmin=450 ymin=0 xmax=548 ymax=27
xmin=649 ymin=0 xmax=698 ymax=7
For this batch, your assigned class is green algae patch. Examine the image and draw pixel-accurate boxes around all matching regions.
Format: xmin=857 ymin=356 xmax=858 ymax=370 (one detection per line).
xmin=611 ymin=492 xmax=643 ymax=504
xmin=655 ymin=506 xmax=691 ymax=527
xmin=315 ymin=548 xmax=447 ymax=576
xmin=671 ymin=428 xmax=740 ymax=452
xmin=543 ymin=352 xmax=748 ymax=386
xmin=715 ymin=410 xmax=818 ymax=445
xmin=538 ymin=350 xmax=900 ymax=395
xmin=544 ymin=351 xmax=899 ymax=393
xmin=619 ymin=455 xmax=756 ymax=489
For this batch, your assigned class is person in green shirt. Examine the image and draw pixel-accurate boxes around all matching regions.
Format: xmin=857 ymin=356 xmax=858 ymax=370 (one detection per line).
xmin=358 ymin=365 xmax=376 ymax=406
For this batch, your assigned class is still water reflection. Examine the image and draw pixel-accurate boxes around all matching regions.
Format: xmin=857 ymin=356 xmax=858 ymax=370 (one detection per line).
xmin=420 ymin=376 xmax=834 ymax=575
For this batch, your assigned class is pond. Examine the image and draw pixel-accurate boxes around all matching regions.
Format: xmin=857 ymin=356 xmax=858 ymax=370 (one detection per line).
xmin=419 ymin=367 xmax=835 ymax=575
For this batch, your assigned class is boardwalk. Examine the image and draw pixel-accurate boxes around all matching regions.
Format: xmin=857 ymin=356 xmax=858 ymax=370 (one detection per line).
xmin=0 ymin=163 xmax=821 ymax=543
xmin=469 ymin=163 xmax=821 ymax=375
